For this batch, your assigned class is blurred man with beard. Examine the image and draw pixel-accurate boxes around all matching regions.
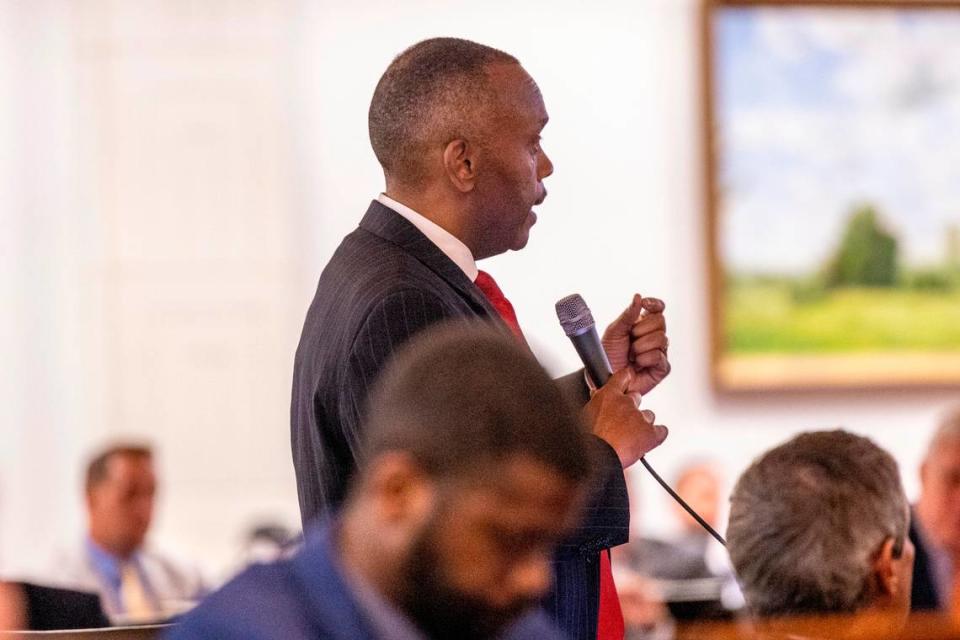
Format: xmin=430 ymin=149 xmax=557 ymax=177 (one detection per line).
xmin=169 ymin=324 xmax=619 ymax=640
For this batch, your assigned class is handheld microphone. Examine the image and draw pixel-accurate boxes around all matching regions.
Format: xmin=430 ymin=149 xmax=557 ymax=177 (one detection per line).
xmin=554 ymin=293 xmax=727 ymax=547
xmin=554 ymin=294 xmax=613 ymax=388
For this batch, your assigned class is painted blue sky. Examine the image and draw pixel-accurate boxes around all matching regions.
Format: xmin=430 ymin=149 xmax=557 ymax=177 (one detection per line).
xmin=716 ymin=6 xmax=960 ymax=275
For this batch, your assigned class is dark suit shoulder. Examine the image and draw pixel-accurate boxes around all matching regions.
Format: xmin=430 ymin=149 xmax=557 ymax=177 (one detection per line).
xmin=165 ymin=563 xmax=313 ymax=640
xmin=291 ymin=219 xmax=483 ymax=521
xmin=333 ymin=225 xmax=464 ymax=299
xmin=300 ymin=226 xmax=470 ymax=360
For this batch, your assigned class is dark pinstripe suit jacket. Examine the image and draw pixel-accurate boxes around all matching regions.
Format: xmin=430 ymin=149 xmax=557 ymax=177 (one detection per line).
xmin=291 ymin=200 xmax=630 ymax=640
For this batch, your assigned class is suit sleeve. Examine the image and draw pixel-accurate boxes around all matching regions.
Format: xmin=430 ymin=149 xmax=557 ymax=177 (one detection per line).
xmin=543 ymin=435 xmax=628 ymax=640
xmin=553 ymin=369 xmax=631 ymax=553
xmin=559 ymin=436 xmax=630 ymax=555
xmin=554 ymin=369 xmax=590 ymax=407
xmin=338 ymin=289 xmax=454 ymax=462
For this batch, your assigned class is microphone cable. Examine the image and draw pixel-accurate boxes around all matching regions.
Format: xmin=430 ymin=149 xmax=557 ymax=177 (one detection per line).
xmin=639 ymin=457 xmax=726 ymax=547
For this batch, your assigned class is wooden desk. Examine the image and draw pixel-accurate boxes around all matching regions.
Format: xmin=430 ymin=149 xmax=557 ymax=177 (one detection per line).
xmin=0 ymin=626 xmax=169 ymax=640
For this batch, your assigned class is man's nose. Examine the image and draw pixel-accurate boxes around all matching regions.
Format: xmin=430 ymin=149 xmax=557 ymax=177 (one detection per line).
xmin=538 ymin=148 xmax=554 ymax=180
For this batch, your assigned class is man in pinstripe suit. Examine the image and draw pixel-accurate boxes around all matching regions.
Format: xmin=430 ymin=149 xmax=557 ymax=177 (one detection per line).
xmin=292 ymin=38 xmax=671 ymax=640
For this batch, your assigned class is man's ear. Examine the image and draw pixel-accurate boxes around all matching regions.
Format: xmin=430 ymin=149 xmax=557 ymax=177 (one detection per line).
xmin=442 ymin=139 xmax=477 ymax=193
xmin=874 ymin=536 xmax=914 ymax=605
xmin=365 ymin=452 xmax=436 ymax=527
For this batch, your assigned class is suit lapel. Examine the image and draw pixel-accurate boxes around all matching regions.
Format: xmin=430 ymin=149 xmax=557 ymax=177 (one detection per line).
xmin=358 ymin=200 xmax=498 ymax=318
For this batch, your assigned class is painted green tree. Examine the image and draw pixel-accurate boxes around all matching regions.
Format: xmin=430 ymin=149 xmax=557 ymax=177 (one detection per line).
xmin=824 ymin=205 xmax=899 ymax=288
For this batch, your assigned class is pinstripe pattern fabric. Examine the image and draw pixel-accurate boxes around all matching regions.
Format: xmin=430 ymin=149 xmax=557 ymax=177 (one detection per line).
xmin=291 ymin=201 xmax=629 ymax=640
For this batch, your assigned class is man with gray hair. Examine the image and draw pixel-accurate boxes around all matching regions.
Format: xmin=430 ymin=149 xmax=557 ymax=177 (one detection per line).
xmin=911 ymin=406 xmax=960 ymax=611
xmin=727 ymin=430 xmax=914 ymax=633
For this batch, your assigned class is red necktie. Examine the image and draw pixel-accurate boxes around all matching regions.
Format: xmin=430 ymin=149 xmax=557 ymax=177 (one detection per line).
xmin=473 ymin=270 xmax=525 ymax=340
xmin=473 ymin=269 xmax=625 ymax=640
xmin=597 ymin=551 xmax=625 ymax=640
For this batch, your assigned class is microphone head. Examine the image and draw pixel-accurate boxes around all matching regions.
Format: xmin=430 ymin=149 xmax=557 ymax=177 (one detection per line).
xmin=555 ymin=294 xmax=596 ymax=337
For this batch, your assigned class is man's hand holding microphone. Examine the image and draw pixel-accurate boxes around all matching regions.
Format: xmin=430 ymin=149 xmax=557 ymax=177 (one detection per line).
xmin=556 ymin=293 xmax=670 ymax=469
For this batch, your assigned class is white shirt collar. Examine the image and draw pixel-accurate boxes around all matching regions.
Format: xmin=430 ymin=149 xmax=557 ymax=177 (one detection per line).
xmin=377 ymin=193 xmax=479 ymax=281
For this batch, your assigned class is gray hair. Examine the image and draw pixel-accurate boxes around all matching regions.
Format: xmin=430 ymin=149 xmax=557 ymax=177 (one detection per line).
xmin=727 ymin=430 xmax=908 ymax=617
xmin=368 ymin=37 xmax=518 ymax=184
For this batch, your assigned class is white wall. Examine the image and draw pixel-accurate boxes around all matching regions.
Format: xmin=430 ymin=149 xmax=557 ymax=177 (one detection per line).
xmin=1 ymin=0 xmax=311 ymax=580
xmin=2 ymin=0 xmax=957 ymax=580
xmin=296 ymin=0 xmax=958 ymax=538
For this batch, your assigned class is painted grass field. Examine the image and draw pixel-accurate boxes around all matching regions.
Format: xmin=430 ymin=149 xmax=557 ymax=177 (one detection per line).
xmin=725 ymin=282 xmax=960 ymax=354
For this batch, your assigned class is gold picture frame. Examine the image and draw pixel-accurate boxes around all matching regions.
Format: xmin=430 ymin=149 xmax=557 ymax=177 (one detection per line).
xmin=703 ymin=0 xmax=960 ymax=390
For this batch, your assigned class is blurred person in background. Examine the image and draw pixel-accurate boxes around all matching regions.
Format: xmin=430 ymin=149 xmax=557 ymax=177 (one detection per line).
xmin=0 ymin=581 xmax=26 ymax=630
xmin=614 ymin=462 xmax=737 ymax=633
xmin=40 ymin=443 xmax=206 ymax=624
xmin=727 ymin=430 xmax=913 ymax=638
xmin=911 ymin=406 xmax=960 ymax=611
xmin=171 ymin=325 xmax=595 ymax=640
xmin=617 ymin=462 xmax=726 ymax=582
xmin=1 ymin=494 xmax=25 ymax=630
xmin=614 ymin=572 xmax=671 ymax=640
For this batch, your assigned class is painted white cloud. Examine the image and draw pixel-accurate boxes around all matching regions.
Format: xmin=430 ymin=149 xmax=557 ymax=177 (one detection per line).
xmin=721 ymin=7 xmax=960 ymax=274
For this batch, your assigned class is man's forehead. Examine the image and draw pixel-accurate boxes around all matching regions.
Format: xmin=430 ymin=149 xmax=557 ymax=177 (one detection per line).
xmin=486 ymin=62 xmax=548 ymax=124
xmin=457 ymin=456 xmax=580 ymax=508
xmin=928 ymin=441 xmax=960 ymax=468
xmin=929 ymin=433 xmax=960 ymax=451
xmin=105 ymin=454 xmax=154 ymax=480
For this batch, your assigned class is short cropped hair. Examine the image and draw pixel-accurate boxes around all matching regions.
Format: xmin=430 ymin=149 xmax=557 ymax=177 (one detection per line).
xmin=360 ymin=323 xmax=590 ymax=485
xmin=368 ymin=37 xmax=518 ymax=184
xmin=727 ymin=430 xmax=908 ymax=617
xmin=85 ymin=443 xmax=153 ymax=494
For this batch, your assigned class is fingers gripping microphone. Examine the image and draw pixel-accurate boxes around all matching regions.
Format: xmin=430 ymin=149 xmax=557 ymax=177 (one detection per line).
xmin=554 ymin=293 xmax=727 ymax=547
xmin=555 ymin=294 xmax=613 ymax=388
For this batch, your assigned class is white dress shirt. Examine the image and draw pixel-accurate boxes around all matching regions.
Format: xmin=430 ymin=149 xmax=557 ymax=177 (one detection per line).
xmin=377 ymin=193 xmax=478 ymax=281
xmin=34 ymin=540 xmax=207 ymax=624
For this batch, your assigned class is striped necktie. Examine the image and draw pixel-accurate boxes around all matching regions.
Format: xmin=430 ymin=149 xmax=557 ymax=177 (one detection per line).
xmin=119 ymin=561 xmax=157 ymax=622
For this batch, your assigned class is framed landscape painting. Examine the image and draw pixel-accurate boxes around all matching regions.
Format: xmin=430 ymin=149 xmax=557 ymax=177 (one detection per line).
xmin=705 ymin=0 xmax=960 ymax=390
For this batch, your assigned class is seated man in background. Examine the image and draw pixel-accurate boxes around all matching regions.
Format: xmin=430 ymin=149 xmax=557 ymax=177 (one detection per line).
xmin=168 ymin=324 xmax=609 ymax=640
xmin=45 ymin=443 xmax=206 ymax=624
xmin=616 ymin=461 xmax=729 ymax=581
xmin=726 ymin=430 xmax=914 ymax=637
xmin=912 ymin=406 xmax=960 ymax=611
xmin=614 ymin=462 xmax=739 ymax=632
xmin=0 ymin=581 xmax=25 ymax=631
